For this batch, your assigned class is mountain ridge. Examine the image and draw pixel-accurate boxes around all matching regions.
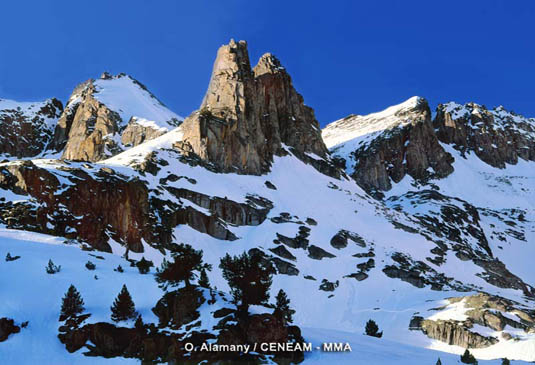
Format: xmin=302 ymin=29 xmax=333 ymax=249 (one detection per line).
xmin=1 ymin=40 xmax=534 ymax=364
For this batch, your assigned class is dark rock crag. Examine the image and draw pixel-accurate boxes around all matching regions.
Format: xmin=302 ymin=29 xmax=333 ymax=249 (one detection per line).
xmin=350 ymin=97 xmax=454 ymax=194
xmin=434 ymin=102 xmax=535 ymax=168
xmin=0 ymin=98 xmax=63 ymax=158
xmin=177 ymin=39 xmax=339 ymax=177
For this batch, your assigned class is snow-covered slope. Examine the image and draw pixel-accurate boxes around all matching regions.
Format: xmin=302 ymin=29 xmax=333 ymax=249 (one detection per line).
xmin=67 ymin=74 xmax=183 ymax=131
xmin=55 ymin=73 xmax=184 ymax=162
xmin=2 ymin=118 xmax=534 ymax=362
xmin=322 ymin=96 xmax=426 ymax=175
xmin=1 ymin=43 xmax=534 ymax=362
xmin=92 ymin=74 xmax=183 ymax=130
xmin=323 ymin=96 xmax=423 ymax=149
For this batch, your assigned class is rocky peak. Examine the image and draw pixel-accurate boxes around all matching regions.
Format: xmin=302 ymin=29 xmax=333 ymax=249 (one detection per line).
xmin=253 ymin=53 xmax=284 ymax=75
xmin=323 ymin=96 xmax=454 ymax=195
xmin=55 ymin=73 xmax=182 ymax=162
xmin=178 ymin=40 xmax=332 ymax=176
xmin=434 ymin=102 xmax=535 ymax=168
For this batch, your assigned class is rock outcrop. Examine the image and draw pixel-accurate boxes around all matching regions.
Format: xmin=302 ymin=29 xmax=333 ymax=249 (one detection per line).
xmin=420 ymin=318 xmax=498 ymax=348
xmin=178 ymin=39 xmax=336 ymax=177
xmin=152 ymin=287 xmax=205 ymax=329
xmin=434 ymin=102 xmax=535 ymax=168
xmin=0 ymin=161 xmax=152 ymax=252
xmin=0 ymin=317 xmax=20 ymax=342
xmin=411 ymin=293 xmax=535 ymax=349
xmin=120 ymin=117 xmax=167 ymax=147
xmin=0 ymin=159 xmax=276 ymax=251
xmin=324 ymin=97 xmax=535 ymax=194
xmin=357 ymin=98 xmax=452 ymax=193
xmin=0 ymin=98 xmax=63 ymax=158
xmin=61 ymin=80 xmax=123 ymax=161
xmin=56 ymin=73 xmax=181 ymax=161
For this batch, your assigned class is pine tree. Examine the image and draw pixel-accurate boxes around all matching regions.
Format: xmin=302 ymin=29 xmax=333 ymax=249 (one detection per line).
xmin=219 ymin=251 xmax=275 ymax=314
xmin=46 ymin=259 xmax=61 ymax=274
xmin=60 ymin=284 xmax=84 ymax=320
xmin=134 ymin=315 xmax=146 ymax=334
xmin=136 ymin=257 xmax=153 ymax=274
xmin=436 ymin=358 xmax=442 ymax=365
xmin=461 ymin=349 xmax=478 ymax=364
xmin=273 ymin=289 xmax=294 ymax=324
xmin=501 ymin=358 xmax=510 ymax=365
xmin=365 ymin=319 xmax=383 ymax=338
xmin=110 ymin=284 xmax=137 ymax=322
xmin=199 ymin=268 xmax=210 ymax=288
xmin=155 ymin=244 xmax=211 ymax=289
xmin=85 ymin=261 xmax=96 ymax=270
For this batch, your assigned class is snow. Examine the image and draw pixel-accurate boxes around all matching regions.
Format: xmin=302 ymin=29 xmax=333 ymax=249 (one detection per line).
xmin=0 ymin=228 xmax=162 ymax=364
xmin=322 ymin=96 xmax=424 ymax=174
xmin=1 ymin=228 xmax=527 ymax=364
xmin=323 ymin=96 xmax=423 ymax=149
xmin=92 ymin=75 xmax=183 ymax=129
xmin=1 ymin=94 xmax=535 ymax=362
xmin=427 ymin=299 xmax=470 ymax=321
xmin=0 ymin=98 xmax=59 ymax=137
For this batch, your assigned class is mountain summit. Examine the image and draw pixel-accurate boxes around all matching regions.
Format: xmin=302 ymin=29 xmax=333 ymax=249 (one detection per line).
xmin=178 ymin=39 xmax=332 ymax=175
xmin=54 ymin=73 xmax=182 ymax=161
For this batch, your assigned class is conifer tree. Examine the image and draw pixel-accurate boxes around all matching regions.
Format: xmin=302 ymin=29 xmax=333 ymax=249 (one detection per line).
xmin=136 ymin=257 xmax=153 ymax=274
xmin=155 ymin=244 xmax=210 ymax=289
xmin=273 ymin=289 xmax=294 ymax=324
xmin=219 ymin=251 xmax=274 ymax=314
xmin=46 ymin=259 xmax=61 ymax=274
xmin=60 ymin=284 xmax=84 ymax=320
xmin=198 ymin=268 xmax=210 ymax=288
xmin=460 ymin=349 xmax=478 ymax=364
xmin=501 ymin=358 xmax=510 ymax=365
xmin=134 ymin=315 xmax=146 ymax=334
xmin=110 ymin=284 xmax=137 ymax=322
xmin=436 ymin=358 xmax=442 ymax=365
xmin=365 ymin=319 xmax=383 ymax=338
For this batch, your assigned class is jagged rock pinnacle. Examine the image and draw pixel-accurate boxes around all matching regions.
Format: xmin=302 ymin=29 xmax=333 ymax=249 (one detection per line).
xmin=178 ymin=40 xmax=332 ymax=176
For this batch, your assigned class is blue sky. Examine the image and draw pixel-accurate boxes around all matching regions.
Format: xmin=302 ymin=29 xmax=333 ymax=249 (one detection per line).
xmin=0 ymin=0 xmax=533 ymax=126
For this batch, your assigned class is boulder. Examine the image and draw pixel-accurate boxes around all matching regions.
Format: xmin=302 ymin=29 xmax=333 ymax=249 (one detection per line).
xmin=0 ymin=318 xmax=20 ymax=342
xmin=152 ymin=287 xmax=205 ymax=329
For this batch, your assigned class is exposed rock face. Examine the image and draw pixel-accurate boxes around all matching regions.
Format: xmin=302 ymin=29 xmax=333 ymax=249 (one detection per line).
xmin=434 ymin=102 xmax=535 ymax=168
xmin=0 ymin=159 xmax=275 ymax=251
xmin=348 ymin=98 xmax=454 ymax=193
xmin=0 ymin=98 xmax=63 ymax=158
xmin=51 ymin=80 xmax=92 ymax=152
xmin=57 ymin=73 xmax=181 ymax=161
xmin=411 ymin=293 xmax=535 ymax=349
xmin=324 ymin=97 xmax=535 ymax=194
xmin=0 ymin=161 xmax=152 ymax=252
xmin=217 ymin=313 xmax=304 ymax=363
xmin=178 ymin=40 xmax=335 ymax=176
xmin=121 ymin=117 xmax=167 ymax=147
xmin=61 ymin=82 xmax=123 ymax=161
xmin=420 ymin=318 xmax=498 ymax=348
